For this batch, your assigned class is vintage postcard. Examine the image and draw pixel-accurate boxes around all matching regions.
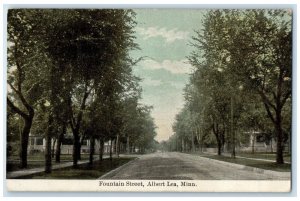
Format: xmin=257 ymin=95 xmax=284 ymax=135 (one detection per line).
xmin=5 ymin=7 xmax=292 ymax=192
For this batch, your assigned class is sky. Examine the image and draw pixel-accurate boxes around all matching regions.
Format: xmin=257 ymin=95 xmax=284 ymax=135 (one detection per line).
xmin=131 ymin=9 xmax=205 ymax=142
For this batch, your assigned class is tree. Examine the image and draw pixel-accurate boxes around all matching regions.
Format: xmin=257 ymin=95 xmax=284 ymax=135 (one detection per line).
xmin=219 ymin=10 xmax=292 ymax=163
xmin=42 ymin=9 xmax=138 ymax=167
xmin=173 ymin=9 xmax=291 ymax=164
xmin=133 ymin=106 xmax=157 ymax=153
xmin=7 ymin=9 xmax=160 ymax=175
xmin=189 ymin=10 xmax=292 ymax=164
xmin=7 ymin=10 xmax=50 ymax=168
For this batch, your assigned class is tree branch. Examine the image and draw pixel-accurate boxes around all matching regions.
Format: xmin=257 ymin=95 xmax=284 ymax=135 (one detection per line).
xmin=70 ymin=80 xmax=92 ymax=133
xmin=280 ymin=90 xmax=291 ymax=109
xmin=272 ymin=91 xmax=277 ymax=103
xmin=257 ymin=89 xmax=277 ymax=112
xmin=69 ymin=106 xmax=76 ymax=132
xmin=66 ymin=97 xmax=76 ymax=132
xmin=263 ymin=101 xmax=276 ymax=124
xmin=7 ymin=97 xmax=28 ymax=118
xmin=8 ymin=82 xmax=33 ymax=115
xmin=12 ymin=38 xmax=23 ymax=93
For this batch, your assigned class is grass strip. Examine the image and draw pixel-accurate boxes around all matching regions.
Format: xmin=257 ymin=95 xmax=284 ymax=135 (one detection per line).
xmin=16 ymin=157 xmax=135 ymax=179
xmin=201 ymin=154 xmax=291 ymax=172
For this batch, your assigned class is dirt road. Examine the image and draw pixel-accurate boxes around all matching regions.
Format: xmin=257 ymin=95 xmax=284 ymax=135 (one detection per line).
xmin=100 ymin=152 xmax=290 ymax=180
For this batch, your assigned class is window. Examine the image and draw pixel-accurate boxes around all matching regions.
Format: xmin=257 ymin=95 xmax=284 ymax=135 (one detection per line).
xmin=36 ymin=138 xmax=43 ymax=145
xmin=256 ymin=134 xmax=265 ymax=143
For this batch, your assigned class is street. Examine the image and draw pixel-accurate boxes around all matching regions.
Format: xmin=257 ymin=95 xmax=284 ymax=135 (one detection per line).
xmin=100 ymin=152 xmax=290 ymax=180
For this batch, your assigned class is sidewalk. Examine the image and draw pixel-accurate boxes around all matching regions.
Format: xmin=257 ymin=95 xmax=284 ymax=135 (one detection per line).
xmin=234 ymin=155 xmax=291 ymax=164
xmin=207 ymin=152 xmax=291 ymax=164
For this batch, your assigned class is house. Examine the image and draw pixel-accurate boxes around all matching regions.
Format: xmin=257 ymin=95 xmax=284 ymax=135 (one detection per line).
xmin=28 ymin=133 xmax=113 ymax=154
xmin=240 ymin=131 xmax=275 ymax=152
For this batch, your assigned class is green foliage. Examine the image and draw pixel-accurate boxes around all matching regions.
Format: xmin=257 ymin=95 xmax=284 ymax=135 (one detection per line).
xmin=7 ymin=9 xmax=157 ymax=168
xmin=168 ymin=10 xmax=292 ymax=160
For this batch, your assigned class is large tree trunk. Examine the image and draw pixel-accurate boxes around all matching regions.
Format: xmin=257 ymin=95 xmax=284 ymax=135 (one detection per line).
xmin=217 ymin=139 xmax=222 ymax=156
xmin=51 ymin=138 xmax=56 ymax=158
xmin=78 ymin=143 xmax=81 ymax=160
xmin=69 ymin=81 xmax=91 ymax=167
xmin=55 ymin=124 xmax=66 ymax=163
xmin=261 ymin=99 xmax=285 ymax=164
xmin=89 ymin=137 xmax=95 ymax=165
xmin=45 ymin=114 xmax=53 ymax=174
xmin=113 ymin=138 xmax=117 ymax=154
xmin=212 ymin=122 xmax=223 ymax=156
xmin=45 ymin=136 xmax=52 ymax=173
xmin=99 ymin=138 xmax=104 ymax=161
xmin=109 ymin=139 xmax=113 ymax=161
xmin=116 ymin=134 xmax=120 ymax=158
xmin=7 ymin=82 xmax=35 ymax=169
xmin=72 ymin=130 xmax=80 ymax=168
xmin=19 ymin=117 xmax=33 ymax=168
xmin=126 ymin=136 xmax=130 ymax=154
xmin=78 ymin=134 xmax=86 ymax=160
xmin=259 ymin=74 xmax=290 ymax=164
xmin=275 ymin=111 xmax=284 ymax=164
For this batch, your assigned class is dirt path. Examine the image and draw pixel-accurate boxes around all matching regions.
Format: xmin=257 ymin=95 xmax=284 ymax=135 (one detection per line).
xmin=100 ymin=152 xmax=290 ymax=180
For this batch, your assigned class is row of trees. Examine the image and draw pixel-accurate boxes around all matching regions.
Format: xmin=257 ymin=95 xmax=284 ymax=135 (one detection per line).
xmin=167 ymin=10 xmax=292 ymax=164
xmin=7 ymin=9 xmax=157 ymax=172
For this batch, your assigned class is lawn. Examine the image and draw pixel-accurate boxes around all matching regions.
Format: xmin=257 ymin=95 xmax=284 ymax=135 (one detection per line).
xmin=17 ymin=157 xmax=134 ymax=179
xmin=201 ymin=154 xmax=291 ymax=172
xmin=7 ymin=162 xmax=43 ymax=172
xmin=8 ymin=153 xmax=90 ymax=161
xmin=237 ymin=152 xmax=291 ymax=162
xmin=7 ymin=154 xmax=96 ymax=172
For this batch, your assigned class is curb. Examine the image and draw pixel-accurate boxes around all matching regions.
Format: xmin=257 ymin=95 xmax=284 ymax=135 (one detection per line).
xmin=99 ymin=157 xmax=140 ymax=179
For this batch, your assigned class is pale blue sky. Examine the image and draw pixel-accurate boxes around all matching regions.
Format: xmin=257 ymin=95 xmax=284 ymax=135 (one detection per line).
xmin=131 ymin=9 xmax=205 ymax=141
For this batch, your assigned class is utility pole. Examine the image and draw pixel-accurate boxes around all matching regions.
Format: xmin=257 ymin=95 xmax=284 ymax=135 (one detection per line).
xmin=126 ymin=136 xmax=130 ymax=154
xmin=200 ymin=107 xmax=205 ymax=153
xmin=231 ymin=96 xmax=236 ymax=158
xmin=191 ymin=111 xmax=196 ymax=153
xmin=191 ymin=130 xmax=195 ymax=152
